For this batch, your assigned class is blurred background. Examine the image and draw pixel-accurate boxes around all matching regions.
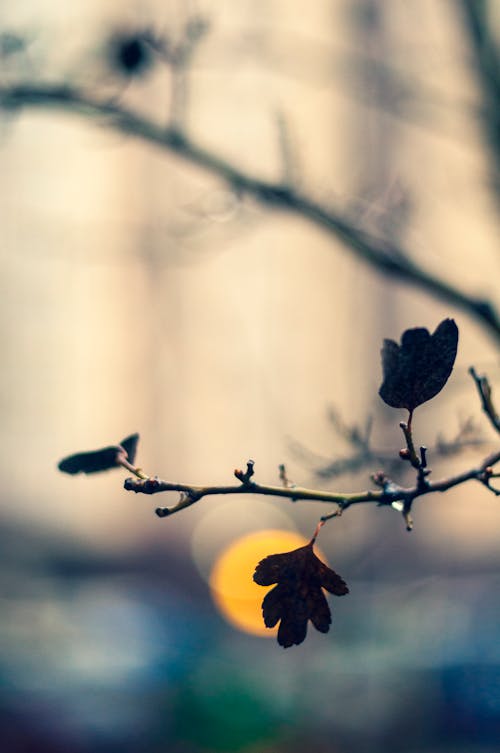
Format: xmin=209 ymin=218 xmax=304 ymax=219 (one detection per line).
xmin=0 ymin=1 xmax=499 ymax=751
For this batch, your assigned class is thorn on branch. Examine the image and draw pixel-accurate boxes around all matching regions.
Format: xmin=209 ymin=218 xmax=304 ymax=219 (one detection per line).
xmin=234 ymin=460 xmax=255 ymax=484
xmin=419 ymin=446 xmax=428 ymax=468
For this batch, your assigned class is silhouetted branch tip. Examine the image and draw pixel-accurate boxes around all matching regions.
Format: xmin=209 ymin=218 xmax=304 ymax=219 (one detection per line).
xmin=234 ymin=460 xmax=255 ymax=484
xmin=469 ymin=366 xmax=500 ymax=434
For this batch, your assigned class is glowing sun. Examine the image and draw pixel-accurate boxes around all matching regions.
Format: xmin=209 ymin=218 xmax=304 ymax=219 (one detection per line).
xmin=209 ymin=529 xmax=309 ymax=637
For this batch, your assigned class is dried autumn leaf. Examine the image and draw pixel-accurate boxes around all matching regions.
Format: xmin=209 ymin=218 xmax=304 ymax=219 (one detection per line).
xmin=253 ymin=540 xmax=349 ymax=648
xmin=119 ymin=434 xmax=139 ymax=465
xmin=58 ymin=433 xmax=139 ymax=475
xmin=379 ymin=318 xmax=458 ymax=411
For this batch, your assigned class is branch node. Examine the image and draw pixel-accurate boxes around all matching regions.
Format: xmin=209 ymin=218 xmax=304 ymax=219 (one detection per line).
xmin=124 ymin=475 xmax=161 ymax=493
xmin=419 ymin=446 xmax=428 ymax=468
xmin=371 ymin=470 xmax=388 ymax=488
xmin=479 ymin=464 xmax=500 ymax=495
xmin=234 ymin=459 xmax=255 ymax=484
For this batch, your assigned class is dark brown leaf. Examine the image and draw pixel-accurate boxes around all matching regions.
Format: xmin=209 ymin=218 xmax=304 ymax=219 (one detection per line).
xmin=58 ymin=433 xmax=139 ymax=475
xmin=253 ymin=541 xmax=349 ymax=648
xmin=120 ymin=433 xmax=139 ymax=465
xmin=379 ymin=319 xmax=458 ymax=411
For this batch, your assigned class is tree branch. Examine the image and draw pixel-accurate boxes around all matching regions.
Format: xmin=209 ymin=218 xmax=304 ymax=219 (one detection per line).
xmin=469 ymin=366 xmax=500 ymax=433
xmin=122 ymin=448 xmax=500 ymax=527
xmin=1 ymin=82 xmax=499 ymax=343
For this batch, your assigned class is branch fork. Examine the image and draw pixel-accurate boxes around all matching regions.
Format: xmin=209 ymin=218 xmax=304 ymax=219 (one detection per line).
xmin=234 ymin=460 xmax=255 ymax=485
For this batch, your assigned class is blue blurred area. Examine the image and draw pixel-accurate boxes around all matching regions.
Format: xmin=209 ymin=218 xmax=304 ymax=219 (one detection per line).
xmin=2 ymin=518 xmax=500 ymax=753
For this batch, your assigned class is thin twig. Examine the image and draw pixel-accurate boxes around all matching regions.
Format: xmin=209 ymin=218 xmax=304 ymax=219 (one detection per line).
xmin=469 ymin=366 xmax=500 ymax=434
xmin=123 ymin=449 xmax=500 ymax=520
xmin=1 ymin=82 xmax=499 ymax=343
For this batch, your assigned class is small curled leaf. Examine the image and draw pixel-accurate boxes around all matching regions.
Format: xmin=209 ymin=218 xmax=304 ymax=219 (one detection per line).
xmin=119 ymin=433 xmax=139 ymax=465
xmin=58 ymin=433 xmax=139 ymax=475
xmin=254 ymin=540 xmax=349 ymax=648
xmin=379 ymin=318 xmax=458 ymax=411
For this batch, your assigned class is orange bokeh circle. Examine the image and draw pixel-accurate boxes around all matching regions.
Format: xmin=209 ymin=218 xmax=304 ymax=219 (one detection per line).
xmin=209 ymin=529 xmax=309 ymax=637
